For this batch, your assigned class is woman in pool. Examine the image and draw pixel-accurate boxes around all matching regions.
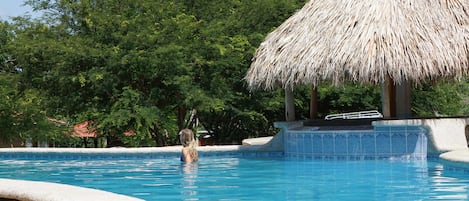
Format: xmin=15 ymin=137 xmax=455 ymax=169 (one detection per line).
xmin=179 ymin=129 xmax=198 ymax=163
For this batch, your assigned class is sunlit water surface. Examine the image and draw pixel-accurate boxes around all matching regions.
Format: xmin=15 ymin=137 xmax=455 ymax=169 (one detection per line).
xmin=1 ymin=156 xmax=469 ymax=200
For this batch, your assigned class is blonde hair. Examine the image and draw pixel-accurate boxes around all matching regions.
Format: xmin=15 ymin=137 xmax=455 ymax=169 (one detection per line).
xmin=179 ymin=129 xmax=195 ymax=147
xmin=179 ymin=129 xmax=198 ymax=161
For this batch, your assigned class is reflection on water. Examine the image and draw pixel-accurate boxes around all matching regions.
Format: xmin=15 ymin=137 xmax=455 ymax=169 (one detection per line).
xmin=429 ymin=164 xmax=469 ymax=200
xmin=182 ymin=163 xmax=198 ymax=200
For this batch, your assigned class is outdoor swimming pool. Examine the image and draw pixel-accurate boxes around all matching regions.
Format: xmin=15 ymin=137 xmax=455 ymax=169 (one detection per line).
xmin=1 ymin=153 xmax=469 ymax=201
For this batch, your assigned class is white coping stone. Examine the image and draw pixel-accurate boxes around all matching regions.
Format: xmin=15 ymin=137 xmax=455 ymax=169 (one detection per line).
xmin=0 ymin=178 xmax=144 ymax=201
xmin=440 ymin=149 xmax=469 ymax=165
xmin=0 ymin=145 xmax=261 ymax=153
xmin=242 ymin=136 xmax=273 ymax=146
xmin=0 ymin=146 xmax=181 ymax=153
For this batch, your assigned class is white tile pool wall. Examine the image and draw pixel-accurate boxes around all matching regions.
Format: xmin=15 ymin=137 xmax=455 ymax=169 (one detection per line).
xmin=284 ymin=125 xmax=428 ymax=159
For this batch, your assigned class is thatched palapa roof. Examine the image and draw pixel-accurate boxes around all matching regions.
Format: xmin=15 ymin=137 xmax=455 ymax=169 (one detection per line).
xmin=246 ymin=0 xmax=469 ymax=90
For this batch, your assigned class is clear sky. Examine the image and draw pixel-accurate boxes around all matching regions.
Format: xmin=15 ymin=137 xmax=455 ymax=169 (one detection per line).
xmin=0 ymin=0 xmax=38 ymax=21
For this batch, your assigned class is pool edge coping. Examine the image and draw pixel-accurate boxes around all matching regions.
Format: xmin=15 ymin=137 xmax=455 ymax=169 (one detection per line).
xmin=0 ymin=178 xmax=144 ymax=201
xmin=439 ymin=149 xmax=469 ymax=169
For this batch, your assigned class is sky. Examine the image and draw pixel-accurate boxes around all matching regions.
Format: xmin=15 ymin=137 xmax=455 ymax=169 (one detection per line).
xmin=0 ymin=0 xmax=39 ymax=21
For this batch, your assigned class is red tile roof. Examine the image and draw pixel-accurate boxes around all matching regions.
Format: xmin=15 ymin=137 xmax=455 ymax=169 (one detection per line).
xmin=72 ymin=121 xmax=98 ymax=138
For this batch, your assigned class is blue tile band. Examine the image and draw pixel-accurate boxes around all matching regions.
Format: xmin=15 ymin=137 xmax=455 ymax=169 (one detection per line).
xmin=285 ymin=125 xmax=427 ymax=160
xmin=0 ymin=151 xmax=284 ymax=160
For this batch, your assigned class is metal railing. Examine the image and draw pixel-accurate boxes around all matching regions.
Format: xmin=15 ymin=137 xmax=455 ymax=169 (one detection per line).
xmin=324 ymin=110 xmax=383 ymax=120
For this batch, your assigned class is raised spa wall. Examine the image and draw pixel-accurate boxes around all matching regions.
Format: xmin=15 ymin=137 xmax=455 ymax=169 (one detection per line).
xmin=262 ymin=117 xmax=469 ymax=159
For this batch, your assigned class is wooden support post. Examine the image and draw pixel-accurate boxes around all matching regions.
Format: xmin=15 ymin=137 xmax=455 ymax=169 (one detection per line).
xmin=310 ymin=84 xmax=318 ymax=119
xmin=285 ymin=88 xmax=295 ymax=121
xmin=381 ymin=75 xmax=396 ymax=118
xmin=396 ymin=80 xmax=412 ymax=118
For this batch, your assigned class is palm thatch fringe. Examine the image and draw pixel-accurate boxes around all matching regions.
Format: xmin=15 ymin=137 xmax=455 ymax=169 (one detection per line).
xmin=245 ymin=0 xmax=469 ymax=90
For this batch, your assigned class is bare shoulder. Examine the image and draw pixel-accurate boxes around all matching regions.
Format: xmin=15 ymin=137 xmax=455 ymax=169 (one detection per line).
xmin=182 ymin=147 xmax=190 ymax=154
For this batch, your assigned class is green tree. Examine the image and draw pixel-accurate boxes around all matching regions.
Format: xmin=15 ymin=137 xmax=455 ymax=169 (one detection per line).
xmin=14 ymin=0 xmax=212 ymax=145
xmin=0 ymin=21 xmax=16 ymax=73
xmin=180 ymin=0 xmax=308 ymax=142
xmin=413 ymin=80 xmax=469 ymax=117
xmin=100 ymin=87 xmax=161 ymax=147
xmin=0 ymin=20 xmax=65 ymax=147
xmin=0 ymin=73 xmax=66 ymax=146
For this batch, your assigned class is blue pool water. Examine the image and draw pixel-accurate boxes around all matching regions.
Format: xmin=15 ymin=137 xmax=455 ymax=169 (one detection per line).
xmin=1 ymin=155 xmax=469 ymax=200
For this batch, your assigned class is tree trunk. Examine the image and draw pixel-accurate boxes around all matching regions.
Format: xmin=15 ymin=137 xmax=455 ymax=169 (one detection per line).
xmin=177 ymin=106 xmax=186 ymax=131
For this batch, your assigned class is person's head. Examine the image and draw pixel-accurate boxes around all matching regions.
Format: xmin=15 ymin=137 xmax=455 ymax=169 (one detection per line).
xmin=179 ymin=129 xmax=195 ymax=147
